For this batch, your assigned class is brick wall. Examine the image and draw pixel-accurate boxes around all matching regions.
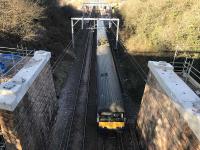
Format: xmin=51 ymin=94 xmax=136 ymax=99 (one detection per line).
xmin=136 ymin=72 xmax=200 ymax=150
xmin=0 ymin=61 xmax=58 ymax=150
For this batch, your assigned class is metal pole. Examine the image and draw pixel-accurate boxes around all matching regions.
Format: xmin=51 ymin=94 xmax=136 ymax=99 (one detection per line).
xmin=82 ymin=17 xmax=84 ymax=30
xmin=186 ymin=59 xmax=194 ymax=82
xmin=109 ymin=21 xmax=111 ymax=28
xmin=182 ymin=57 xmax=188 ymax=74
xmin=97 ymin=20 xmax=98 ymax=47
xmin=71 ymin=19 xmax=74 ymax=48
xmin=12 ymin=53 xmax=16 ymax=75
xmin=109 ymin=6 xmax=112 ymax=28
xmin=172 ymin=49 xmax=178 ymax=66
xmin=116 ymin=19 xmax=119 ymax=49
xmin=26 ymin=47 xmax=28 ymax=56
xmin=82 ymin=9 xmax=83 ymax=17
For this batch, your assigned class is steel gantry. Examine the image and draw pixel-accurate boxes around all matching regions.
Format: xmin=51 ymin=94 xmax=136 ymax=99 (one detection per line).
xmin=71 ymin=17 xmax=119 ymax=49
xmin=82 ymin=2 xmax=112 ymax=16
xmin=71 ymin=1 xmax=119 ymax=48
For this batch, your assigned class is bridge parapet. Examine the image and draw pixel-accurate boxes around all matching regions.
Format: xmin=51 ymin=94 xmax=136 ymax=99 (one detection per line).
xmin=0 ymin=50 xmax=58 ymax=149
xmin=137 ymin=61 xmax=200 ymax=149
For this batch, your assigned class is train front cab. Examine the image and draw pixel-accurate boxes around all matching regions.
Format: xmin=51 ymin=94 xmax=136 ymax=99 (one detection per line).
xmin=97 ymin=112 xmax=125 ymax=130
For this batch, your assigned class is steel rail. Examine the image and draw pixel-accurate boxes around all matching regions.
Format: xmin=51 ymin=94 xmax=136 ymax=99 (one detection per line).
xmin=65 ymin=32 xmax=93 ymax=150
xmin=190 ymin=70 xmax=200 ymax=80
xmin=128 ymin=126 xmax=140 ymax=150
xmin=63 ymin=29 xmax=93 ymax=150
xmin=108 ymin=28 xmax=141 ymax=150
xmin=60 ymin=32 xmax=90 ymax=149
xmin=118 ymin=133 xmax=125 ymax=150
xmin=191 ymin=66 xmax=200 ymax=74
xmin=81 ymin=31 xmax=94 ymax=150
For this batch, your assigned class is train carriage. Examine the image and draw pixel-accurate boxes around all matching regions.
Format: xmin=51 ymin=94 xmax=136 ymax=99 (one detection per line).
xmin=96 ymin=20 xmax=125 ymax=130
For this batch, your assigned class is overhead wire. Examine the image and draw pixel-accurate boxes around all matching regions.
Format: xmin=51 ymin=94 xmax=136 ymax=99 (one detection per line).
xmin=109 ymin=28 xmax=148 ymax=83
xmin=1 ymin=18 xmax=89 ymax=149
xmin=59 ymin=25 xmax=92 ymax=150
xmin=51 ymin=28 xmax=82 ymax=72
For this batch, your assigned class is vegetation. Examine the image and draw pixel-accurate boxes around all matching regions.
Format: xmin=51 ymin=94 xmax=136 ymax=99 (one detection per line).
xmin=0 ymin=0 xmax=81 ymax=56
xmin=1 ymin=0 xmax=199 ymax=53
xmin=0 ymin=0 xmax=44 ymax=42
xmin=119 ymin=0 xmax=200 ymax=52
xmin=57 ymin=0 xmax=82 ymax=8
xmin=0 ymin=0 xmax=82 ymax=94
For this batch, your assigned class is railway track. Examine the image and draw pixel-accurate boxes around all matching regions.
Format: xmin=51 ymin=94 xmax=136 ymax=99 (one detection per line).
xmin=117 ymin=133 xmax=124 ymax=150
xmin=63 ymin=29 xmax=94 ymax=150
xmin=106 ymin=28 xmax=141 ymax=150
xmin=57 ymin=21 xmax=140 ymax=150
xmin=83 ymin=30 xmax=98 ymax=150
xmin=97 ymin=132 xmax=125 ymax=150
xmin=98 ymin=128 xmax=139 ymax=150
xmin=109 ymin=28 xmax=147 ymax=82
xmin=49 ymin=29 xmax=90 ymax=149
xmin=121 ymin=126 xmax=140 ymax=150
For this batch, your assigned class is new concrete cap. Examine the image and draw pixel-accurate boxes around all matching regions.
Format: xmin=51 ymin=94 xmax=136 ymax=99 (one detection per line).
xmin=148 ymin=61 xmax=174 ymax=71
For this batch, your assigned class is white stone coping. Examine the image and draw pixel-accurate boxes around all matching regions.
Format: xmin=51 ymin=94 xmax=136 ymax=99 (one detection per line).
xmin=0 ymin=50 xmax=51 ymax=111
xmin=148 ymin=61 xmax=200 ymax=141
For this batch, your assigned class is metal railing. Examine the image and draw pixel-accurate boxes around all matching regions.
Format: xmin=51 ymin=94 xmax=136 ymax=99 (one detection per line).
xmin=0 ymin=48 xmax=34 ymax=84
xmin=171 ymin=58 xmax=200 ymax=94
xmin=0 ymin=46 xmax=35 ymax=56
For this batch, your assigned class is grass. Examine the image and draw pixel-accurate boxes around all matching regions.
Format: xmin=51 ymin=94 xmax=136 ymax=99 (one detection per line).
xmin=118 ymin=0 xmax=200 ymax=52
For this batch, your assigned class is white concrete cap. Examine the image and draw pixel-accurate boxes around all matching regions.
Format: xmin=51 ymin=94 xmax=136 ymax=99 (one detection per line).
xmin=148 ymin=61 xmax=200 ymax=140
xmin=149 ymin=61 xmax=174 ymax=70
xmin=0 ymin=50 xmax=51 ymax=111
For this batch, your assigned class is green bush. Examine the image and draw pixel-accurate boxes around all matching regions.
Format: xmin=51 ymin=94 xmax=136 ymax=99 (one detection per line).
xmin=119 ymin=0 xmax=200 ymax=52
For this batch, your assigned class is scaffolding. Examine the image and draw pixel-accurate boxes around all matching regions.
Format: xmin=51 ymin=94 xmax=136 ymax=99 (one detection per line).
xmin=0 ymin=47 xmax=34 ymax=84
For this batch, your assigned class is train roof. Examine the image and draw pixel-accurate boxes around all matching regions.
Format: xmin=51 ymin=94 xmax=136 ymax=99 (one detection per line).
xmin=96 ymin=21 xmax=124 ymax=113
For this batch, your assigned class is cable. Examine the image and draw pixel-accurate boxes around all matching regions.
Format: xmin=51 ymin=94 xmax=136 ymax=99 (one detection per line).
xmin=59 ymin=28 xmax=91 ymax=150
xmin=51 ymin=29 xmax=82 ymax=71
xmin=108 ymin=28 xmax=147 ymax=83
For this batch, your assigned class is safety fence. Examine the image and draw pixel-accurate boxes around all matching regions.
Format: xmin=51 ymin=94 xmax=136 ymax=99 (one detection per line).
xmin=171 ymin=53 xmax=200 ymax=96
xmin=0 ymin=47 xmax=34 ymax=84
